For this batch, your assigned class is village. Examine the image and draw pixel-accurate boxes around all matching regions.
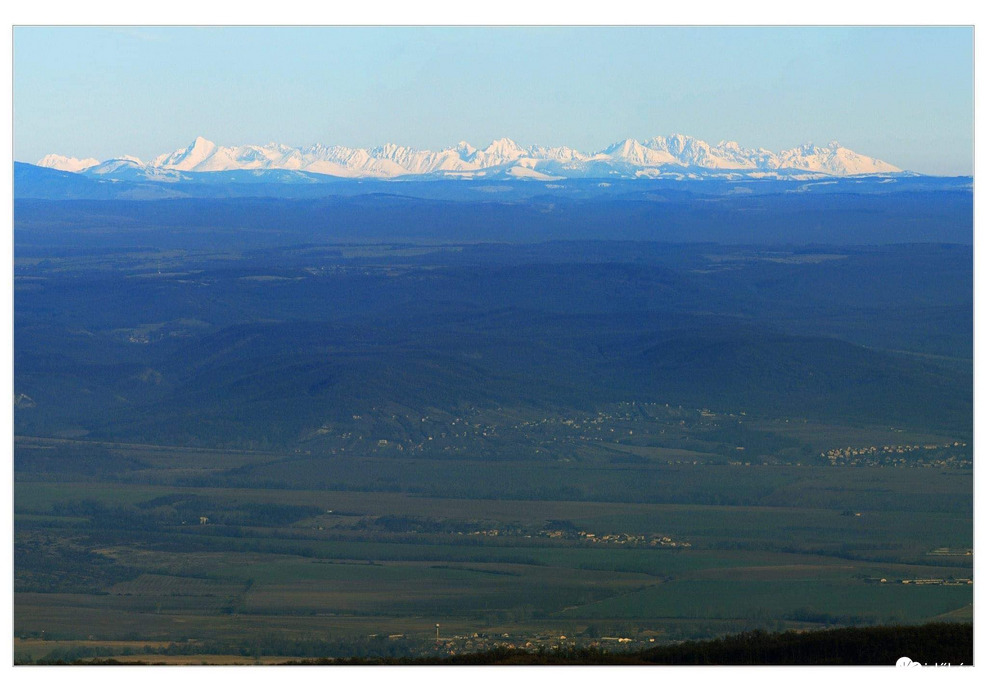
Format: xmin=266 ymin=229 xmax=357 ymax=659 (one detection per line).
xmin=371 ymin=627 xmax=661 ymax=658
xmin=334 ymin=514 xmax=693 ymax=549
xmin=471 ymin=526 xmax=691 ymax=549
xmin=821 ymin=441 xmax=970 ymax=468
xmin=303 ymin=401 xmax=766 ymax=463
xmin=865 ymin=577 xmax=973 ymax=586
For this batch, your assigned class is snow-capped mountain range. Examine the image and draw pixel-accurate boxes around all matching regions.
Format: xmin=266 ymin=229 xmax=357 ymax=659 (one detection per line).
xmin=36 ymin=134 xmax=905 ymax=181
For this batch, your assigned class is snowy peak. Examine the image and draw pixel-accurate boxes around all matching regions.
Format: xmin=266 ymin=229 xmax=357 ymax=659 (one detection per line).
xmin=36 ymin=134 xmax=906 ymax=181
xmin=605 ymin=138 xmax=678 ymax=167
xmin=36 ymin=154 xmax=101 ymax=172
xmin=455 ymin=141 xmax=477 ymax=158
xmin=482 ymin=137 xmax=527 ymax=160
xmin=777 ymin=141 xmax=901 ymax=176
xmin=153 ymin=136 xmax=218 ymax=170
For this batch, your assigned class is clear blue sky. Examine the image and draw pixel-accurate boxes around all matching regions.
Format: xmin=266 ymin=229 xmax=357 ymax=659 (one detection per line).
xmin=13 ymin=26 xmax=973 ymax=174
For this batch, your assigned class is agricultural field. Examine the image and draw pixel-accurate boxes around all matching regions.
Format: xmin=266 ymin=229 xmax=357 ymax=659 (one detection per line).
xmin=14 ymin=426 xmax=971 ymax=662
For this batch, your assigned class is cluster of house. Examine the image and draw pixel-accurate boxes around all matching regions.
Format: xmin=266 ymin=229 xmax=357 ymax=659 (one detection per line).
xmin=865 ymin=577 xmax=972 ymax=586
xmin=462 ymin=526 xmax=690 ymax=548
xmin=570 ymin=531 xmax=691 ymax=548
xmin=400 ymin=630 xmax=659 ymax=656
xmin=821 ymin=441 xmax=969 ymax=468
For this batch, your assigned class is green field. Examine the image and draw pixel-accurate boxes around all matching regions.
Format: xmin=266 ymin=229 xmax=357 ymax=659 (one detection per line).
xmin=14 ymin=426 xmax=972 ymax=662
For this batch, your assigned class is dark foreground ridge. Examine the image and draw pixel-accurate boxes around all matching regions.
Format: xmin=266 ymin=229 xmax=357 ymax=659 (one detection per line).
xmin=297 ymin=623 xmax=973 ymax=666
